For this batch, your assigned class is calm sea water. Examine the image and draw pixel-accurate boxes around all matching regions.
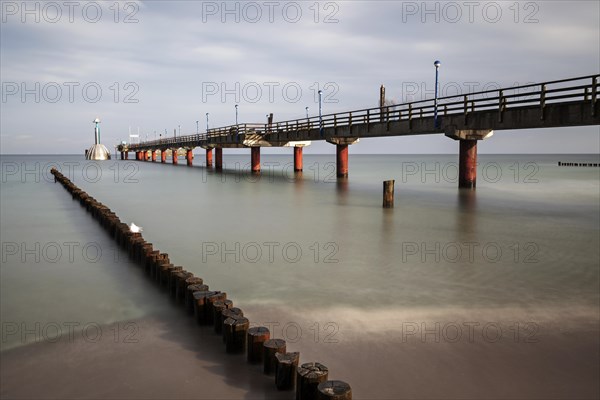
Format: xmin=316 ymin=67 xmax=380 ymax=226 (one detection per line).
xmin=1 ymin=153 xmax=599 ymax=398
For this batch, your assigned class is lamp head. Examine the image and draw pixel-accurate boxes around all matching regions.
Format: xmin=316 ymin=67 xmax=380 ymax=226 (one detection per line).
xmin=434 ymin=60 xmax=441 ymax=68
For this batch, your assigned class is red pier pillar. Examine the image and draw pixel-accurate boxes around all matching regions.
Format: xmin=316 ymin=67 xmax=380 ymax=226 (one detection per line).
xmin=294 ymin=147 xmax=303 ymax=172
xmin=144 ymin=151 xmax=149 ymax=161
xmin=161 ymin=150 xmax=166 ymax=163
xmin=459 ymin=140 xmax=477 ymax=189
xmin=172 ymin=149 xmax=178 ymax=164
xmin=336 ymin=144 xmax=348 ymax=177
xmin=186 ymin=149 xmax=193 ymax=166
xmin=125 ymin=151 xmax=129 ymax=160
xmin=151 ymin=150 xmax=156 ymax=162
xmin=215 ymin=147 xmax=223 ymax=170
xmin=251 ymin=147 xmax=260 ymax=173
xmin=206 ymin=148 xmax=213 ymax=168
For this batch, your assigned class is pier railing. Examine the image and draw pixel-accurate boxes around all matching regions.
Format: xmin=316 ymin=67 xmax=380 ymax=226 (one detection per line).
xmin=128 ymin=74 xmax=598 ymax=150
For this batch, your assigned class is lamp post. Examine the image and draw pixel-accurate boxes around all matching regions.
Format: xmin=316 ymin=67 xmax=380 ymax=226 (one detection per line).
xmin=93 ymin=118 xmax=100 ymax=144
xmin=235 ymin=104 xmax=239 ymax=139
xmin=196 ymin=120 xmax=199 ymax=134
xmin=206 ymin=113 xmax=209 ymax=132
xmin=305 ymin=106 xmax=309 ymax=119
xmin=178 ymin=124 xmax=181 ymax=137
xmin=318 ymin=90 xmax=323 ymax=136
xmin=434 ymin=60 xmax=441 ymax=129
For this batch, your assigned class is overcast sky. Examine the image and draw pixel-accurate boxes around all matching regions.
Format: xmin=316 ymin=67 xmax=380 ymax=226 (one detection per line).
xmin=1 ymin=0 xmax=599 ymax=154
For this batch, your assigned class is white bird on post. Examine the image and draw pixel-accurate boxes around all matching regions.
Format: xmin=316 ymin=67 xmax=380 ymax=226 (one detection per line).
xmin=129 ymin=223 xmax=143 ymax=233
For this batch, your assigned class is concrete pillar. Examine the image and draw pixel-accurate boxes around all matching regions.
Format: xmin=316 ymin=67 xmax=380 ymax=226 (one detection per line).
xmin=172 ymin=149 xmax=178 ymax=164
xmin=215 ymin=147 xmax=223 ymax=170
xmin=151 ymin=150 xmax=156 ymax=162
xmin=459 ymin=140 xmax=477 ymax=189
xmin=161 ymin=150 xmax=166 ymax=163
xmin=206 ymin=148 xmax=213 ymax=168
xmin=445 ymin=128 xmax=493 ymax=190
xmin=186 ymin=149 xmax=193 ymax=166
xmin=294 ymin=146 xmax=303 ymax=172
xmin=336 ymin=144 xmax=348 ymax=177
xmin=251 ymin=147 xmax=260 ymax=173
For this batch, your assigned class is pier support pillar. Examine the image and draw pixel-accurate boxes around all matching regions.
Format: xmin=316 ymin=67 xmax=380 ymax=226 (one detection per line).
xmin=294 ymin=146 xmax=303 ymax=172
xmin=125 ymin=151 xmax=129 ymax=160
xmin=206 ymin=148 xmax=213 ymax=168
xmin=120 ymin=152 xmax=124 ymax=160
xmin=151 ymin=150 xmax=156 ymax=162
xmin=251 ymin=147 xmax=260 ymax=173
xmin=145 ymin=151 xmax=150 ymax=161
xmin=215 ymin=147 xmax=223 ymax=170
xmin=445 ymin=127 xmax=494 ymax=190
xmin=186 ymin=149 xmax=193 ymax=166
xmin=161 ymin=150 xmax=166 ymax=163
xmin=336 ymin=145 xmax=348 ymax=177
xmin=459 ymin=140 xmax=477 ymax=189
xmin=172 ymin=149 xmax=178 ymax=165
xmin=327 ymin=138 xmax=359 ymax=178
xmin=135 ymin=151 xmax=140 ymax=161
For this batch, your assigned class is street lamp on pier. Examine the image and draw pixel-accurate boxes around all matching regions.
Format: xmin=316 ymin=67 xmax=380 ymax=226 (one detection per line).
xmin=318 ymin=90 xmax=323 ymax=137
xmin=434 ymin=60 xmax=441 ymax=129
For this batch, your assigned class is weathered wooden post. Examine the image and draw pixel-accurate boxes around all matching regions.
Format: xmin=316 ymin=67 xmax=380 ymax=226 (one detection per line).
xmin=297 ymin=362 xmax=329 ymax=400
xmin=172 ymin=271 xmax=193 ymax=300
xmin=383 ymin=180 xmax=395 ymax=208
xmin=317 ymin=381 xmax=352 ymax=400
xmin=184 ymin=283 xmax=208 ymax=312
xmin=224 ymin=316 xmax=249 ymax=353
xmin=275 ymin=352 xmax=300 ymax=391
xmin=213 ymin=300 xmax=233 ymax=333
xmin=179 ymin=276 xmax=203 ymax=304
xmin=263 ymin=338 xmax=286 ymax=375
xmin=247 ymin=327 xmax=270 ymax=364
xmin=193 ymin=291 xmax=220 ymax=324
xmin=221 ymin=308 xmax=243 ymax=341
xmin=205 ymin=292 xmax=227 ymax=324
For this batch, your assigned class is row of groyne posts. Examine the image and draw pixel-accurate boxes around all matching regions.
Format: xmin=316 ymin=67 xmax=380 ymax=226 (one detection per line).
xmin=50 ymin=167 xmax=352 ymax=400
